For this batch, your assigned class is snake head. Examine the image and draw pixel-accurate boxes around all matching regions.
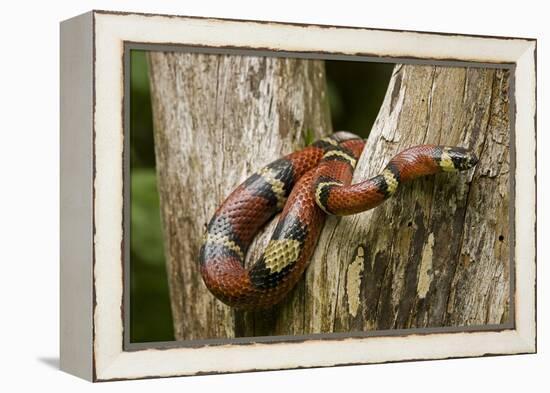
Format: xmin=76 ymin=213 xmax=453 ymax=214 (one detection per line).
xmin=444 ymin=147 xmax=479 ymax=171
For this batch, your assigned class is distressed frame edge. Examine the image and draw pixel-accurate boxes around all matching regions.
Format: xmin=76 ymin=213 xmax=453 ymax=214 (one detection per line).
xmin=86 ymin=11 xmax=536 ymax=381
xmin=59 ymin=11 xmax=95 ymax=381
xmin=512 ymin=41 xmax=537 ymax=353
xmin=91 ymin=8 xmax=538 ymax=42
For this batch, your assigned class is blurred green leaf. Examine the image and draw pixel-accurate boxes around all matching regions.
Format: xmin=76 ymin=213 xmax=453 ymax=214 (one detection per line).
xmin=130 ymin=168 xmax=174 ymax=343
xmin=129 ymin=50 xmax=174 ymax=343
xmin=131 ymin=51 xmax=151 ymax=96
xmin=131 ymin=169 xmax=165 ymax=266
xmin=304 ymin=128 xmax=315 ymax=146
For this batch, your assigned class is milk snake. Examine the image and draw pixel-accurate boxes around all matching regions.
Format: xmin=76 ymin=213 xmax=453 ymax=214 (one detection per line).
xmin=199 ymin=131 xmax=478 ymax=309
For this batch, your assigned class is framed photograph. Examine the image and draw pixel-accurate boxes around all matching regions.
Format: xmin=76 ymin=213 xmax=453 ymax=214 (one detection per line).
xmin=60 ymin=10 xmax=536 ymax=381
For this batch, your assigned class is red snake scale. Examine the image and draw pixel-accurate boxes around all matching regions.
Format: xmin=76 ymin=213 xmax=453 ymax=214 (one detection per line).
xmin=199 ymin=131 xmax=478 ymax=309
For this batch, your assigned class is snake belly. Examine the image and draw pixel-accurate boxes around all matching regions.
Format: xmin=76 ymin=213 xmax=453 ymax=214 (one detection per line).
xmin=199 ymin=131 xmax=478 ymax=309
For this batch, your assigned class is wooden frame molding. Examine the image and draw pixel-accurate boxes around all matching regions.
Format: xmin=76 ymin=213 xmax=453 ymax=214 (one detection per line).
xmin=60 ymin=10 xmax=536 ymax=381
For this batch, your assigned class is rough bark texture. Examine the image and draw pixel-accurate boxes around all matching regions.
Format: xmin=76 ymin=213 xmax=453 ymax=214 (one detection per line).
xmin=148 ymin=52 xmax=331 ymax=340
xmin=310 ymin=64 xmax=511 ymax=333
xmin=149 ymin=57 xmax=510 ymax=340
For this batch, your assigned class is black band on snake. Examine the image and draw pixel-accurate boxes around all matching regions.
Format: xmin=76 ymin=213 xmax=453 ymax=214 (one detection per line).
xmin=199 ymin=131 xmax=478 ymax=309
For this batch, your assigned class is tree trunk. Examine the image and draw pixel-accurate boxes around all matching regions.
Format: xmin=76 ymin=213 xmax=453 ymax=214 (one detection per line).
xmin=311 ymin=64 xmax=511 ymax=332
xmin=149 ymin=56 xmax=510 ymax=340
xmin=148 ymin=52 xmax=332 ymax=340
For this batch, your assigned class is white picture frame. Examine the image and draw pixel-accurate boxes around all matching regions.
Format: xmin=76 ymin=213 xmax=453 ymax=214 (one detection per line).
xmin=60 ymin=10 xmax=536 ymax=381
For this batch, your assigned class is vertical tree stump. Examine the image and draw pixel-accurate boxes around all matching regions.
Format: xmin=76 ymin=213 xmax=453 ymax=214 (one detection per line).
xmin=310 ymin=64 xmax=511 ymax=333
xmin=148 ymin=52 xmax=331 ymax=340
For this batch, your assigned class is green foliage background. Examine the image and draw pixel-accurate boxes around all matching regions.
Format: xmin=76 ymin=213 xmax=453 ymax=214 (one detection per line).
xmin=129 ymin=50 xmax=392 ymax=343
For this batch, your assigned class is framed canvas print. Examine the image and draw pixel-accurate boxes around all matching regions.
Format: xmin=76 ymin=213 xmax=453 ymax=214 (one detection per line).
xmin=60 ymin=10 xmax=537 ymax=381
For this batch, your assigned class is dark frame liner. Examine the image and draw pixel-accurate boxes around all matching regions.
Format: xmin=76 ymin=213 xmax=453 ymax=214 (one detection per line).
xmin=122 ymin=41 xmax=517 ymax=352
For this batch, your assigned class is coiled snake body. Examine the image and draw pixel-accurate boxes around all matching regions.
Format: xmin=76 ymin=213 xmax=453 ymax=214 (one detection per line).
xmin=199 ymin=132 xmax=478 ymax=310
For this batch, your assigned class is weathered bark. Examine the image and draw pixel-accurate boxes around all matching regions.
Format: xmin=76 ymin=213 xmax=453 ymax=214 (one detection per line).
xmin=310 ymin=64 xmax=511 ymax=332
xmin=148 ymin=52 xmax=332 ymax=340
xmin=149 ymin=56 xmax=510 ymax=340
